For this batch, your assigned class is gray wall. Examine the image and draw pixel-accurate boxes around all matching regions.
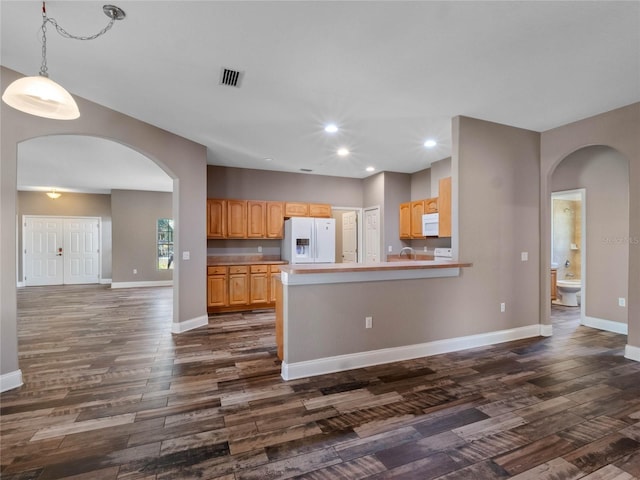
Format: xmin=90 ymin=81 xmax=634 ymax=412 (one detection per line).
xmin=552 ymin=146 xmax=629 ymax=325
xmin=17 ymin=191 xmax=113 ymax=280
xmin=383 ymin=171 xmax=411 ymax=256
xmin=208 ymin=165 xmax=363 ymax=206
xmin=411 ymin=168 xmax=431 ymax=199
xmin=286 ymin=116 xmax=542 ymax=364
xmin=541 ymin=103 xmax=639 ymax=349
xmin=111 ymin=190 xmax=173 ymax=283
xmin=2 ymin=66 xmax=207 ymax=381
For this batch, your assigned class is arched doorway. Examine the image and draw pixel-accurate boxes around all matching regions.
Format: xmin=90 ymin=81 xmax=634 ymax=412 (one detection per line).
xmin=549 ymin=145 xmax=630 ymax=335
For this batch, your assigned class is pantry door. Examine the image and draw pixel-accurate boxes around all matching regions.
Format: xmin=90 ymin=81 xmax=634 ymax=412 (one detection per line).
xmin=24 ymin=216 xmax=101 ymax=286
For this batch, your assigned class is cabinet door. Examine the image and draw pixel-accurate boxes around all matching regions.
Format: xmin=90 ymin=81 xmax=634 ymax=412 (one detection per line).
xmin=227 ymin=200 xmax=247 ymax=238
xmin=551 ymin=269 xmax=557 ymax=300
xmin=308 ymin=203 xmax=332 ymax=218
xmin=247 ymin=201 xmax=266 ymax=238
xmin=250 ymin=265 xmax=269 ymax=304
xmin=229 ymin=266 xmax=249 ymax=305
xmin=266 ymin=202 xmax=284 ymax=238
xmin=424 ymin=198 xmax=438 ymax=214
xmin=207 ymin=199 xmax=227 ymax=238
xmin=269 ymin=265 xmax=281 ymax=303
xmin=410 ymin=200 xmax=425 ymax=238
xmin=399 ymin=202 xmax=411 ymax=239
xmin=284 ymin=202 xmax=308 ymax=217
xmin=438 ymin=177 xmax=452 ymax=238
xmin=207 ymin=274 xmax=228 ymax=307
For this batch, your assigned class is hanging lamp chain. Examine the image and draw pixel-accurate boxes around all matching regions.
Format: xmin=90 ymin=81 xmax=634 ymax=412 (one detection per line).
xmin=38 ymin=1 xmax=123 ymax=78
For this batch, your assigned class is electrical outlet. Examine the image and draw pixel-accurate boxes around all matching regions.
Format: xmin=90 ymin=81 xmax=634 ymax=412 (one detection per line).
xmin=258 ymin=245 xmax=262 ymax=253
xmin=521 ymin=252 xmax=528 ymax=261
xmin=424 ymin=246 xmax=428 ymax=252
xmin=388 ymin=246 xmax=393 ymax=253
xmin=619 ymin=297 xmax=626 ymax=307
xmin=365 ymin=316 xmax=373 ymax=328
xmin=133 ymin=269 xmax=137 ymax=275
xmin=500 ymin=302 xmax=506 ymax=312
xmin=182 ymin=251 xmax=190 ymax=260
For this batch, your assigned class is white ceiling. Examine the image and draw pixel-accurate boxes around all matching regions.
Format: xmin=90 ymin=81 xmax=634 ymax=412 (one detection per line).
xmin=2 ymin=1 xmax=639 ymax=194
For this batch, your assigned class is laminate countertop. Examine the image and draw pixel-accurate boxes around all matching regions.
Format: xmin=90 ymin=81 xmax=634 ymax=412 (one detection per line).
xmin=279 ymin=259 xmax=472 ymax=275
xmin=207 ymin=256 xmax=287 ymax=266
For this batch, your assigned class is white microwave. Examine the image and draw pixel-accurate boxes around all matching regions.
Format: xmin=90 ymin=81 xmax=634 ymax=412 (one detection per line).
xmin=422 ymin=213 xmax=439 ymax=236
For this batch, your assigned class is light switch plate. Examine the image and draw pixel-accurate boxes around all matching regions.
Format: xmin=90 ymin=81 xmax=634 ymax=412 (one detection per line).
xmin=182 ymin=251 xmax=190 ymax=260
xmin=521 ymin=252 xmax=528 ymax=261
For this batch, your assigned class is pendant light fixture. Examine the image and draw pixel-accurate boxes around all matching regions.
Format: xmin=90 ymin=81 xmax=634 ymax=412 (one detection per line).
xmin=2 ymin=2 xmax=125 ymax=120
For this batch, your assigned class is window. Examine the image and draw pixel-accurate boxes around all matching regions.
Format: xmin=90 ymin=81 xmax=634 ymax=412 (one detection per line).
xmin=157 ymin=218 xmax=174 ymax=270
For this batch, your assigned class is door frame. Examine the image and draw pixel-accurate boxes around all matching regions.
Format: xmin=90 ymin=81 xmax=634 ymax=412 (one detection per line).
xmin=22 ymin=215 xmax=102 ymax=286
xmin=331 ymin=207 xmax=363 ymax=263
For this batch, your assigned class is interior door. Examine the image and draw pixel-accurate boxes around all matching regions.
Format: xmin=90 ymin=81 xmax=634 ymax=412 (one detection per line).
xmin=364 ymin=207 xmax=380 ymax=263
xmin=24 ymin=216 xmax=101 ymax=286
xmin=341 ymin=211 xmax=357 ymax=263
xmin=24 ymin=217 xmax=64 ymax=286
xmin=64 ymin=218 xmax=100 ymax=284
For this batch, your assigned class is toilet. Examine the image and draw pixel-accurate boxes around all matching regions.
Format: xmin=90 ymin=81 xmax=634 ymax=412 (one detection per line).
xmin=556 ymin=279 xmax=581 ymax=306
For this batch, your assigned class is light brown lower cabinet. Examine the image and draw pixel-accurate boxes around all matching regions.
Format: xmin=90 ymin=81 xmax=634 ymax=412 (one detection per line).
xmin=207 ymin=263 xmax=284 ymax=313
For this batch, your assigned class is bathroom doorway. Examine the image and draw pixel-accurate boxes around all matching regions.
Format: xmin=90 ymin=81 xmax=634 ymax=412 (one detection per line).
xmin=551 ymin=189 xmax=586 ymax=324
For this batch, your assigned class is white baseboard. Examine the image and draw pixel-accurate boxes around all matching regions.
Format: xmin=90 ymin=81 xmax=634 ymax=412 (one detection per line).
xmin=540 ymin=324 xmax=553 ymax=337
xmin=282 ymin=324 xmax=543 ymax=381
xmin=625 ymin=344 xmax=640 ymax=362
xmin=100 ymin=278 xmax=112 ymax=285
xmin=172 ymin=314 xmax=208 ymax=334
xmin=0 ymin=369 xmax=23 ymax=392
xmin=111 ymin=280 xmax=173 ymax=289
xmin=583 ymin=316 xmax=628 ymax=335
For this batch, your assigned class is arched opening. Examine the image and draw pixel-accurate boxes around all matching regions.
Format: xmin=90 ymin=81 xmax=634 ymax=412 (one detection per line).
xmin=549 ymin=145 xmax=630 ymax=336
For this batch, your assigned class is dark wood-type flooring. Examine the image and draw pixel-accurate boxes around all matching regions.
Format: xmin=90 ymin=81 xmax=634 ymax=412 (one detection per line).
xmin=2 ymin=285 xmax=640 ymax=479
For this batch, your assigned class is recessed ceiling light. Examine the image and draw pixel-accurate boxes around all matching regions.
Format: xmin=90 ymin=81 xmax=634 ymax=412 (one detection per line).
xmin=366 ymin=166 xmax=375 ymax=172
xmin=264 ymin=157 xmax=273 ymax=162
xmin=423 ymin=139 xmax=437 ymax=148
xmin=337 ymin=148 xmax=349 ymax=156
xmin=324 ymin=124 xmax=338 ymax=133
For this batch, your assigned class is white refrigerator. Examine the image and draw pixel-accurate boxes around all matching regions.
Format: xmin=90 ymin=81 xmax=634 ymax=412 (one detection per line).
xmin=282 ymin=217 xmax=336 ymax=264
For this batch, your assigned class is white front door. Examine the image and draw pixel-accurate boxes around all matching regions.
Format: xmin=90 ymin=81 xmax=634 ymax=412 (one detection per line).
xmin=24 ymin=217 xmax=64 ymax=286
xmin=24 ymin=216 xmax=101 ymax=286
xmin=342 ymin=211 xmax=357 ymax=263
xmin=364 ymin=207 xmax=380 ymax=263
xmin=64 ymin=219 xmax=101 ymax=284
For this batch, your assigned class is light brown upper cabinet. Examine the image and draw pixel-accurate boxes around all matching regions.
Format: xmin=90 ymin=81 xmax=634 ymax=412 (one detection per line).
xmin=227 ymin=200 xmax=247 ymax=238
xmin=410 ymin=200 xmax=425 ymax=238
xmin=308 ymin=203 xmax=332 ymax=218
xmin=284 ymin=202 xmax=309 ymax=217
xmin=424 ymin=197 xmax=438 ymax=214
xmin=207 ymin=199 xmax=227 ymax=238
xmin=399 ymin=202 xmax=411 ymax=239
xmin=247 ymin=201 xmax=266 ymax=238
xmin=266 ymin=202 xmax=284 ymax=238
xmin=438 ymin=176 xmax=452 ymax=237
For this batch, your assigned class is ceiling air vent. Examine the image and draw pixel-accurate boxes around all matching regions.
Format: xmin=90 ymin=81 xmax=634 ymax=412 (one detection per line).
xmin=219 ymin=67 xmax=243 ymax=87
xmin=300 ymin=168 xmax=313 ymax=172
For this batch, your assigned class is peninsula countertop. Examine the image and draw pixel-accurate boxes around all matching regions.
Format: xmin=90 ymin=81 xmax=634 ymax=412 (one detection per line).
xmin=278 ymin=259 xmax=472 ymax=285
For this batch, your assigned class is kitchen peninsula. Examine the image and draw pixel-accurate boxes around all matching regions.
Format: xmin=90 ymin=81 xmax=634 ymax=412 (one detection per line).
xmin=276 ymin=258 xmax=472 ymax=380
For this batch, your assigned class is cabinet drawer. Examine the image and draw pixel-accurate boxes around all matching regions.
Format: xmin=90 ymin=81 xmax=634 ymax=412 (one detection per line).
xmin=207 ymin=266 xmax=227 ymax=275
xmin=250 ymin=265 xmax=268 ymax=273
xmin=269 ymin=265 xmax=281 ymax=274
xmin=229 ymin=265 xmax=248 ymax=274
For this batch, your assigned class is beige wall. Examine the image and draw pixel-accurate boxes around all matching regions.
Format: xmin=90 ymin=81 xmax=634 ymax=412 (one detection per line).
xmin=1 ymin=66 xmax=207 ymax=380
xmin=542 ymin=106 xmax=639 ymax=346
xmin=111 ymin=190 xmax=173 ymax=283
xmin=17 ymin=191 xmax=113 ymax=280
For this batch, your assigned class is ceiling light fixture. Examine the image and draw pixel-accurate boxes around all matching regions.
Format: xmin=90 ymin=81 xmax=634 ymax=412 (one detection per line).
xmin=324 ymin=124 xmax=338 ymax=133
xmin=366 ymin=166 xmax=375 ymax=172
xmin=46 ymin=189 xmax=61 ymax=199
xmin=2 ymin=2 xmax=126 ymax=120
xmin=423 ymin=139 xmax=437 ymax=148
xmin=337 ymin=148 xmax=350 ymax=156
